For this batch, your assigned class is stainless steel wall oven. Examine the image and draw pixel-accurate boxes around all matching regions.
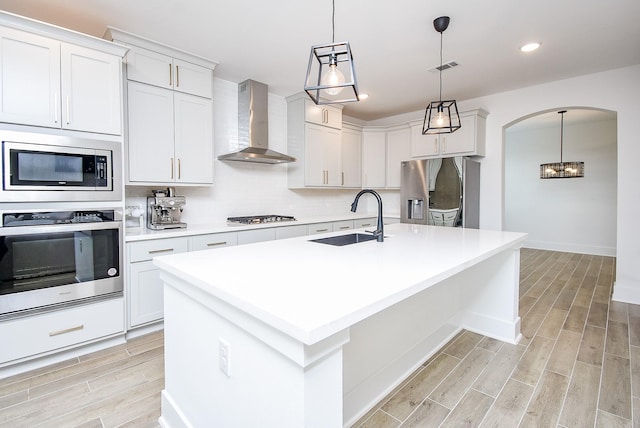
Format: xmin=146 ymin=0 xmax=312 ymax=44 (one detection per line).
xmin=0 ymin=209 xmax=123 ymax=319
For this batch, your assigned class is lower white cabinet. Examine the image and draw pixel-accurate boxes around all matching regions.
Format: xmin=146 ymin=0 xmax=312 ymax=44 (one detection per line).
xmin=333 ymin=220 xmax=353 ymax=232
xmin=237 ymin=228 xmax=277 ymax=245
xmin=0 ymin=298 xmax=124 ymax=365
xmin=355 ymin=217 xmax=377 ymax=229
xmin=127 ymin=237 xmax=189 ymax=328
xmin=191 ymin=232 xmax=238 ymax=251
xmin=275 ymin=224 xmax=308 ymax=240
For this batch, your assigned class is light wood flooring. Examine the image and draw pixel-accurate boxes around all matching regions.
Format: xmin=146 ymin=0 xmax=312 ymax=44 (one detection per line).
xmin=0 ymin=249 xmax=637 ymax=427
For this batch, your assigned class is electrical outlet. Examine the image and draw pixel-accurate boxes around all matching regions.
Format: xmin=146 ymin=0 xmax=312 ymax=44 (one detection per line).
xmin=219 ymin=338 xmax=231 ymax=377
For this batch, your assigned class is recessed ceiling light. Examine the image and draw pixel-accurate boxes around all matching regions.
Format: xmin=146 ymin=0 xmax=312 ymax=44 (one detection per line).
xmin=358 ymin=93 xmax=369 ymax=100
xmin=520 ymin=42 xmax=541 ymax=53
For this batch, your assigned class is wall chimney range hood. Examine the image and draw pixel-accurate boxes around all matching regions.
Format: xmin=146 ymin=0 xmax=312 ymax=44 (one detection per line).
xmin=218 ymin=79 xmax=296 ymax=164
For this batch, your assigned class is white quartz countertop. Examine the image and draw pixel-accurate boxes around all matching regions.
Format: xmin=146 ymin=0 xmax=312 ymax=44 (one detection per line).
xmin=125 ymin=213 xmax=396 ymax=242
xmin=153 ymin=223 xmax=527 ymax=345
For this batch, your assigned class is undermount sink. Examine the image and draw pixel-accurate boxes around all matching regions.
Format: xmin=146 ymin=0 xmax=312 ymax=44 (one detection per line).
xmin=310 ymin=233 xmax=378 ymax=246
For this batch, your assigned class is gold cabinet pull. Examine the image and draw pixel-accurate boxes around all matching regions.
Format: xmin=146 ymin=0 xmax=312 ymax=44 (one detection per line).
xmin=49 ymin=325 xmax=84 ymax=337
xmin=176 ymin=65 xmax=180 ymax=87
xmin=206 ymin=242 xmax=227 ymax=247
xmin=171 ymin=158 xmax=174 ymax=179
xmin=339 ymin=226 xmax=350 ymax=230
xmin=148 ymin=248 xmax=174 ymax=254
xmin=316 ymin=228 xmax=328 ymax=233
xmin=178 ymin=158 xmax=181 ymax=179
xmin=169 ymin=63 xmax=172 ymax=86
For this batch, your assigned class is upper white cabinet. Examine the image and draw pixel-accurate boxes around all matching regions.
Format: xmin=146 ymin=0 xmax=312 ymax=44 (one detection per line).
xmin=0 ymin=19 xmax=126 ymax=135
xmin=341 ymin=124 xmax=362 ymax=188
xmin=125 ymin=45 xmax=212 ymax=98
xmin=385 ymin=127 xmax=411 ymax=188
xmin=362 ymin=130 xmax=386 ymax=188
xmin=410 ymin=109 xmax=488 ymax=158
xmin=105 ymin=27 xmax=217 ymax=185
xmin=287 ymin=93 xmax=351 ymax=188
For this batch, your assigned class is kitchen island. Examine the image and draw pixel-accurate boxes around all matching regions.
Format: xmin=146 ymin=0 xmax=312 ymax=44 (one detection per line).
xmin=153 ymin=223 xmax=527 ymax=428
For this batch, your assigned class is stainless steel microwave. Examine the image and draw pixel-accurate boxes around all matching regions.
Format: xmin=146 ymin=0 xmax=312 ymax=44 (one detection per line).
xmin=0 ymin=131 xmax=122 ymax=202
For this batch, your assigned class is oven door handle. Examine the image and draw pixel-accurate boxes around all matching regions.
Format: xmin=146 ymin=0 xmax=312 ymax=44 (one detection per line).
xmin=0 ymin=220 xmax=122 ymax=236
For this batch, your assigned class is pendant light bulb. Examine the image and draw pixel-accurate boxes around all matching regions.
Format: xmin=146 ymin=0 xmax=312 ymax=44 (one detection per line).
xmin=430 ymin=105 xmax=450 ymax=128
xmin=321 ymin=54 xmax=345 ymax=96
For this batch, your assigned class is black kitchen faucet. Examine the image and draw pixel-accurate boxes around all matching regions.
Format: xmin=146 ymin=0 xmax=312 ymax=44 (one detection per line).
xmin=350 ymin=189 xmax=384 ymax=242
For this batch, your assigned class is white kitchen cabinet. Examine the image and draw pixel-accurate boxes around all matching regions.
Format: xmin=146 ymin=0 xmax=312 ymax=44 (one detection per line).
xmin=0 ymin=298 xmax=124 ymax=365
xmin=237 ymin=228 xmax=277 ymax=245
xmin=308 ymin=222 xmax=334 ymax=235
xmin=355 ymin=217 xmax=377 ymax=229
xmin=106 ymin=28 xmax=217 ymax=185
xmin=127 ymin=237 xmax=189 ymax=328
xmin=341 ymin=124 xmax=362 ymax=188
xmin=0 ymin=24 xmax=124 ymax=134
xmin=386 ymin=127 xmax=411 ymax=188
xmin=287 ymin=93 xmax=348 ymax=189
xmin=124 ymin=44 xmax=212 ymax=99
xmin=275 ymin=224 xmax=308 ymax=240
xmin=362 ymin=130 xmax=386 ymax=188
xmin=304 ymin=100 xmax=342 ymax=129
xmin=333 ymin=220 xmax=353 ymax=232
xmin=191 ymin=232 xmax=238 ymax=251
xmin=410 ymin=109 xmax=488 ymax=158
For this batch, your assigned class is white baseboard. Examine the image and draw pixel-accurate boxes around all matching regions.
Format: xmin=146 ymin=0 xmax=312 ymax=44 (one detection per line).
xmin=612 ymin=279 xmax=640 ymax=305
xmin=523 ymin=240 xmax=616 ymax=257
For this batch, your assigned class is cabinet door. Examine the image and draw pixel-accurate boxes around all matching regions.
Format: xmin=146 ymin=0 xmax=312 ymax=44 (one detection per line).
xmin=308 ymin=222 xmax=333 ymax=235
xmin=275 ymin=225 xmax=308 ymax=240
xmin=362 ymin=131 xmax=386 ymax=188
xmin=411 ymin=125 xmax=440 ymax=158
xmin=61 ymin=43 xmax=122 ymax=135
xmin=304 ymin=100 xmax=342 ymax=129
xmin=237 ymin=228 xmax=277 ymax=245
xmin=305 ymin=123 xmax=329 ymax=186
xmin=127 ymin=81 xmax=175 ymax=183
xmin=341 ymin=127 xmax=362 ymax=187
xmin=173 ymin=59 xmax=212 ymax=98
xmin=440 ymin=115 xmax=475 ymax=155
xmin=333 ymin=220 xmax=353 ymax=232
xmin=386 ymin=128 xmax=411 ymax=188
xmin=324 ymin=127 xmax=342 ymax=186
xmin=174 ymin=92 xmax=213 ymax=184
xmin=126 ymin=45 xmax=173 ymax=90
xmin=0 ymin=26 xmax=60 ymax=128
xmin=129 ymin=260 xmax=164 ymax=327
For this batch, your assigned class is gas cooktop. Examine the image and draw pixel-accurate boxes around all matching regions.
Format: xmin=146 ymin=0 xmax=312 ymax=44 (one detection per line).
xmin=226 ymin=215 xmax=297 ymax=225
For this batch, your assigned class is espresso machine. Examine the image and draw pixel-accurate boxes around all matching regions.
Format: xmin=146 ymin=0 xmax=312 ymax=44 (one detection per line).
xmin=147 ymin=187 xmax=187 ymax=230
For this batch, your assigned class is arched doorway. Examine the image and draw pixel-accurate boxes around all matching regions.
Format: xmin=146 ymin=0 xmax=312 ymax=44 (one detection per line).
xmin=503 ymin=108 xmax=617 ymax=256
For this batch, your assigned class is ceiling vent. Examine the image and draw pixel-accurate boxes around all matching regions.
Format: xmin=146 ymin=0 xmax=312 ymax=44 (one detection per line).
xmin=428 ymin=61 xmax=458 ymax=73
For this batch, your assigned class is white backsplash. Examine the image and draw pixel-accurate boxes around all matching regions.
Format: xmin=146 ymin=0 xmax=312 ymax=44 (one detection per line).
xmin=125 ymin=77 xmax=400 ymax=225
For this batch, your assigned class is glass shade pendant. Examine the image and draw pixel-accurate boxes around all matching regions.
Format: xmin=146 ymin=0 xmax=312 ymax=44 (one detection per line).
xmin=423 ymin=16 xmax=461 ymax=135
xmin=304 ymin=0 xmax=359 ymax=105
xmin=540 ymin=110 xmax=585 ymax=179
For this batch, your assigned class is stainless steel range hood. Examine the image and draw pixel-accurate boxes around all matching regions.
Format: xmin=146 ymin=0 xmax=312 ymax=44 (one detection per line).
xmin=218 ymin=79 xmax=295 ymax=164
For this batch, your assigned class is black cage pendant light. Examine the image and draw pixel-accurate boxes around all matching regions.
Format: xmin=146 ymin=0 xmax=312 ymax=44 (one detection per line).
xmin=304 ymin=0 xmax=359 ymax=105
xmin=423 ymin=16 xmax=461 ymax=135
xmin=540 ymin=110 xmax=585 ymax=179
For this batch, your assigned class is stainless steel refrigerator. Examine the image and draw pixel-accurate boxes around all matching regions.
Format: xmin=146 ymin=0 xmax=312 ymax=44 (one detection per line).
xmin=400 ymin=157 xmax=480 ymax=228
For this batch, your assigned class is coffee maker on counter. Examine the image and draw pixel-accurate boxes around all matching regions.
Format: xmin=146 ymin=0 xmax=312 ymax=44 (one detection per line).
xmin=147 ymin=187 xmax=187 ymax=230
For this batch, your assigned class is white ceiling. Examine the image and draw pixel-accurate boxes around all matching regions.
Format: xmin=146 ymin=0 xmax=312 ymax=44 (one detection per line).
xmin=1 ymin=0 xmax=639 ymax=122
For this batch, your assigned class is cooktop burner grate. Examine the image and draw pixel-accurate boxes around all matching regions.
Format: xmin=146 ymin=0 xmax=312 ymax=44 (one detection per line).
xmin=226 ymin=215 xmax=297 ymax=225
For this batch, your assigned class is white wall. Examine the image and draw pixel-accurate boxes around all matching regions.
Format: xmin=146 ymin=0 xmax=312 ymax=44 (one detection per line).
xmin=125 ymin=78 xmax=400 ymax=224
xmin=504 ymin=116 xmax=617 ymax=255
xmin=458 ymin=65 xmax=640 ymax=304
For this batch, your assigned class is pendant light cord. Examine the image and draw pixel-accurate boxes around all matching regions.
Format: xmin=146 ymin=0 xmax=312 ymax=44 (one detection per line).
xmin=439 ymin=31 xmax=443 ymax=102
xmin=560 ymin=111 xmax=565 ymax=163
xmin=331 ymin=0 xmax=335 ymax=43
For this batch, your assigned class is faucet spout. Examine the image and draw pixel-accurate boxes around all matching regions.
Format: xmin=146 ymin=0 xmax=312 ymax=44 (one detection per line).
xmin=350 ymin=189 xmax=384 ymax=242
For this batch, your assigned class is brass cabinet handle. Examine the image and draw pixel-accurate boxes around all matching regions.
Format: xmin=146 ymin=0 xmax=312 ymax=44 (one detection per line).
xmin=316 ymin=228 xmax=328 ymax=232
xmin=169 ymin=63 xmax=172 ymax=86
xmin=148 ymin=248 xmax=174 ymax=254
xmin=339 ymin=226 xmax=350 ymax=230
xmin=178 ymin=158 xmax=181 ymax=179
xmin=171 ymin=158 xmax=174 ymax=179
xmin=442 ymin=137 xmax=447 ymax=153
xmin=206 ymin=242 xmax=227 ymax=247
xmin=176 ymin=65 xmax=180 ymax=87
xmin=434 ymin=139 xmax=438 ymax=153
xmin=361 ymin=223 xmax=372 ymax=227
xmin=49 ymin=325 xmax=84 ymax=337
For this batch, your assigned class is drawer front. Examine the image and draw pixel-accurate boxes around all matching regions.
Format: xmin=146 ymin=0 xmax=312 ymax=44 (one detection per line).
xmin=333 ymin=220 xmax=354 ymax=232
xmin=128 ymin=238 xmax=189 ymax=263
xmin=191 ymin=232 xmax=238 ymax=251
xmin=355 ymin=217 xmax=377 ymax=229
xmin=237 ymin=228 xmax=277 ymax=245
xmin=275 ymin=225 xmax=308 ymax=240
xmin=0 ymin=298 xmax=124 ymax=364
xmin=308 ymin=222 xmax=333 ymax=235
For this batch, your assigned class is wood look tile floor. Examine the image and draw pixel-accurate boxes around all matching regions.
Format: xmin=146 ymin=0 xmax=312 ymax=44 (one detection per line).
xmin=0 ymin=249 xmax=636 ymax=427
